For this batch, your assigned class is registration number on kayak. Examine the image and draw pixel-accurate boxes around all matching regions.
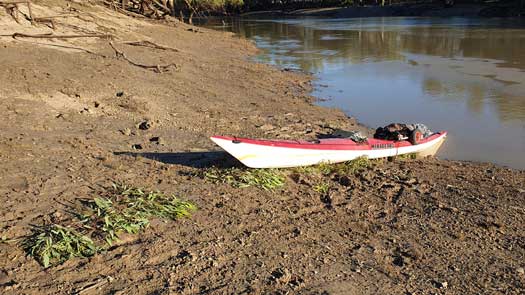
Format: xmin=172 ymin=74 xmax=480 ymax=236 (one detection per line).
xmin=371 ymin=143 xmax=395 ymax=149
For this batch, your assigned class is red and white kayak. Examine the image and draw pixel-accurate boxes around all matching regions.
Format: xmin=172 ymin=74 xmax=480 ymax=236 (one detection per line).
xmin=210 ymin=132 xmax=447 ymax=168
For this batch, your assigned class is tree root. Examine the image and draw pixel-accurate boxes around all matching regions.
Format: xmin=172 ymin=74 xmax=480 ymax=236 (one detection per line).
xmin=116 ymin=40 xmax=180 ymax=52
xmin=0 ymin=0 xmax=34 ymax=24
xmin=9 ymin=32 xmax=113 ymax=40
xmin=3 ymin=34 xmax=180 ymax=73
xmin=109 ymin=41 xmax=179 ymax=73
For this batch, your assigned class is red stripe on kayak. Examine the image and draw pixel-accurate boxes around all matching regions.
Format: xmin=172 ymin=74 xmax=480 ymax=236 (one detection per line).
xmin=211 ymin=132 xmax=447 ymax=151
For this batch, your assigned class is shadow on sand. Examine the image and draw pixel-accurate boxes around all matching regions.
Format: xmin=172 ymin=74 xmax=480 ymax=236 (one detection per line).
xmin=114 ymin=151 xmax=242 ymax=168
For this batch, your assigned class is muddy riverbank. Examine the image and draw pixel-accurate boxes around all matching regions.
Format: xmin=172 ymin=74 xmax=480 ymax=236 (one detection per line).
xmin=0 ymin=1 xmax=524 ymax=294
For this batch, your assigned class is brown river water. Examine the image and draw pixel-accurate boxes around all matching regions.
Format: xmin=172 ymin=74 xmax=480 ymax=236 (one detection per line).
xmin=204 ymin=17 xmax=525 ymax=169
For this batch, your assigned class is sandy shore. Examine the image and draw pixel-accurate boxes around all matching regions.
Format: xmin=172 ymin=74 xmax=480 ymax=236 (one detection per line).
xmin=0 ymin=1 xmax=524 ymax=294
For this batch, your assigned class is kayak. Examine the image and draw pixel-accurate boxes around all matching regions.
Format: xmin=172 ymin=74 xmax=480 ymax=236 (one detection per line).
xmin=210 ymin=131 xmax=447 ymax=168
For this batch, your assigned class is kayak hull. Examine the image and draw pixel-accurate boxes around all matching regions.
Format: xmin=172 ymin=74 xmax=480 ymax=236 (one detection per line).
xmin=210 ymin=132 xmax=447 ymax=168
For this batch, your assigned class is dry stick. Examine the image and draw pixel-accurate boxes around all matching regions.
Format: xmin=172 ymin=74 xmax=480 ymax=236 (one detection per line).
xmin=0 ymin=0 xmax=34 ymax=24
xmin=13 ymin=38 xmax=106 ymax=56
xmin=152 ymin=0 xmax=171 ymax=14
xmin=10 ymin=32 xmax=113 ymax=39
xmin=117 ymin=40 xmax=180 ymax=52
xmin=31 ymin=14 xmax=79 ymax=29
xmin=75 ymin=278 xmax=110 ymax=295
xmin=5 ymin=4 xmax=20 ymax=24
xmin=108 ymin=41 xmax=178 ymax=73
xmin=5 ymin=32 xmax=107 ymax=56
xmin=102 ymin=0 xmax=146 ymax=18
xmin=33 ymin=13 xmax=80 ymax=20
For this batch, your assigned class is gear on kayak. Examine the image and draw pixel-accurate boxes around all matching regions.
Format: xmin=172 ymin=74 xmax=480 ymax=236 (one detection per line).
xmin=374 ymin=123 xmax=433 ymax=143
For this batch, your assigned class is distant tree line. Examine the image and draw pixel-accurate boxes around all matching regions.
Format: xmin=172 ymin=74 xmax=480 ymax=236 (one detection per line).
xmin=104 ymin=0 xmax=524 ymax=22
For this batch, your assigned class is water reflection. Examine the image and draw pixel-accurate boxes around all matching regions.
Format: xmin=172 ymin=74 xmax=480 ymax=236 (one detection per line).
xmin=206 ymin=17 xmax=525 ymax=169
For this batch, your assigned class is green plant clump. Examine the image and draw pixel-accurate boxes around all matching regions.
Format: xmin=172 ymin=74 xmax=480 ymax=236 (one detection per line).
xmin=84 ymin=184 xmax=197 ymax=245
xmin=204 ymin=167 xmax=285 ymax=191
xmin=313 ymin=182 xmax=331 ymax=195
xmin=23 ymin=184 xmax=196 ymax=267
xmin=22 ymin=224 xmax=98 ymax=268
xmin=310 ymin=156 xmax=373 ymax=176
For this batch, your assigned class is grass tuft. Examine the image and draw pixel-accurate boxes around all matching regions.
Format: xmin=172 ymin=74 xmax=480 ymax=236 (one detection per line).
xmin=22 ymin=224 xmax=98 ymax=268
xmin=313 ymin=182 xmax=331 ymax=195
xmin=204 ymin=167 xmax=285 ymax=191
xmin=304 ymin=157 xmax=373 ymax=176
xmin=82 ymin=184 xmax=197 ymax=245
xmin=22 ymin=184 xmax=196 ymax=267
xmin=397 ymin=153 xmax=417 ymax=160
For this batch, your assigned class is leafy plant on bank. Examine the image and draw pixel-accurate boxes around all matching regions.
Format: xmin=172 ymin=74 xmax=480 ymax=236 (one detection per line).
xmin=22 ymin=224 xmax=98 ymax=268
xmin=22 ymin=184 xmax=196 ymax=267
xmin=204 ymin=167 xmax=286 ymax=190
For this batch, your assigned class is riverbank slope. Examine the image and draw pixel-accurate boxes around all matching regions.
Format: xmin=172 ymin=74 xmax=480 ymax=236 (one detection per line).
xmin=0 ymin=1 xmax=524 ymax=294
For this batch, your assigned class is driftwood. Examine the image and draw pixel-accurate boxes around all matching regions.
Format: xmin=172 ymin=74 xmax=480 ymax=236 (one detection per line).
xmin=109 ymin=41 xmax=179 ymax=73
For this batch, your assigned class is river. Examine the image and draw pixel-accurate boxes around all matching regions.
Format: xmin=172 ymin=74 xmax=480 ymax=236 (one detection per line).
xmin=204 ymin=17 xmax=525 ymax=169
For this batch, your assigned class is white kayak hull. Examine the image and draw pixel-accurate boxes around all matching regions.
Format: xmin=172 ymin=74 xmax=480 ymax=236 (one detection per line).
xmin=211 ymin=132 xmax=447 ymax=168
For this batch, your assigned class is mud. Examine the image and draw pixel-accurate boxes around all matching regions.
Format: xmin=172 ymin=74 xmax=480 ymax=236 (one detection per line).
xmin=0 ymin=1 xmax=524 ymax=294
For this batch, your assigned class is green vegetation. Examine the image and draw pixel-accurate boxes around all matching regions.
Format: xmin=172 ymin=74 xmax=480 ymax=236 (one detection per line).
xmin=313 ymin=182 xmax=331 ymax=195
xmin=22 ymin=225 xmax=98 ymax=268
xmin=312 ymin=157 xmax=373 ymax=176
xmin=397 ymin=153 xmax=417 ymax=160
xmin=204 ymin=167 xmax=285 ymax=190
xmin=203 ymin=157 xmax=374 ymax=191
xmin=22 ymin=184 xmax=196 ymax=268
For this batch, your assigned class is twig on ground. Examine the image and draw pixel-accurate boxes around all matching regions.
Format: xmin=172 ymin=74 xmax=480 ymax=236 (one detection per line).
xmin=109 ymin=41 xmax=179 ymax=73
xmin=0 ymin=0 xmax=34 ymax=24
xmin=11 ymin=37 xmax=107 ymax=56
xmin=117 ymin=40 xmax=180 ymax=52
xmin=9 ymin=32 xmax=113 ymax=40
xmin=102 ymin=0 xmax=146 ymax=18
xmin=75 ymin=277 xmax=111 ymax=295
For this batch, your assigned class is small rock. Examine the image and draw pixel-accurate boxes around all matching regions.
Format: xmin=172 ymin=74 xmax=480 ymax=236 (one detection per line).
xmin=94 ymin=101 xmax=100 ymax=108
xmin=51 ymin=211 xmax=63 ymax=222
xmin=116 ymin=91 xmax=124 ymax=97
xmin=132 ymin=144 xmax=143 ymax=150
xmin=271 ymin=268 xmax=291 ymax=284
xmin=0 ymin=270 xmax=10 ymax=285
xmin=433 ymin=280 xmax=448 ymax=289
xmin=339 ymin=175 xmax=352 ymax=186
xmin=517 ymin=267 xmax=525 ymax=275
xmin=150 ymin=137 xmax=165 ymax=145
xmin=120 ymin=128 xmax=132 ymax=136
xmin=80 ymin=107 xmax=93 ymax=114
xmin=259 ymin=124 xmax=275 ymax=131
xmin=138 ymin=120 xmax=153 ymax=130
